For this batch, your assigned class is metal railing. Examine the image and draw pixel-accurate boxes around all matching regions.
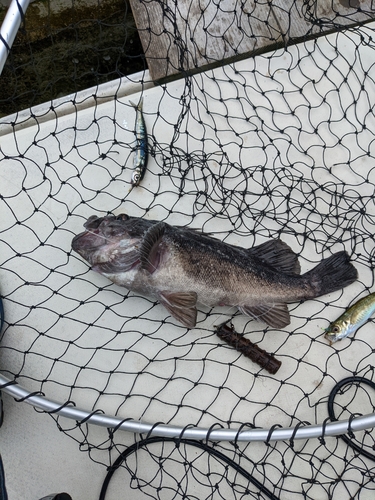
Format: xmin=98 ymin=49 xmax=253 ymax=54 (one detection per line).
xmin=0 ymin=0 xmax=30 ymax=74
xmin=1 ymin=372 xmax=375 ymax=442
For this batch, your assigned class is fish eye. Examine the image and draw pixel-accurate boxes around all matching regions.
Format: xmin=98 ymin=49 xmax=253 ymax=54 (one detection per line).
xmin=331 ymin=325 xmax=341 ymax=333
xmin=116 ymin=214 xmax=129 ymax=221
xmin=132 ymin=172 xmax=140 ymax=184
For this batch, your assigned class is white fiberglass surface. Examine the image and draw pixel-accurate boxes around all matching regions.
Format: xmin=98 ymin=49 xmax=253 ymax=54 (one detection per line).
xmin=1 ymin=23 xmax=375 ymax=500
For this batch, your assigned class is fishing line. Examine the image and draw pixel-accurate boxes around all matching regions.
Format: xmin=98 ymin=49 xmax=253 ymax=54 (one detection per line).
xmin=84 ymin=229 xmax=113 ymax=243
xmin=98 ymin=436 xmax=280 ymax=500
xmin=328 ymin=376 xmax=375 ymax=462
xmin=206 ymin=306 xmax=236 ymax=329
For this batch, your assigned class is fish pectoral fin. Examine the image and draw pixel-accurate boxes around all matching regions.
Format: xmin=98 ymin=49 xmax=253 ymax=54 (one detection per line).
xmin=93 ymin=249 xmax=140 ymax=273
xmin=247 ymin=240 xmax=301 ymax=275
xmin=140 ymin=222 xmax=166 ymax=274
xmin=238 ymin=303 xmax=291 ymax=329
xmin=158 ymin=291 xmax=198 ymax=329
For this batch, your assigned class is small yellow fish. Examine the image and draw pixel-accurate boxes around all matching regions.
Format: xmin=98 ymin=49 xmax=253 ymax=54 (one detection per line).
xmin=325 ymin=292 xmax=375 ymax=344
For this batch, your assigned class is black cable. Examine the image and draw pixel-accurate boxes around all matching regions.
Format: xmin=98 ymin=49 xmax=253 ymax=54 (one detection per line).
xmin=99 ymin=378 xmax=375 ymax=500
xmin=328 ymin=376 xmax=375 ymax=462
xmin=99 ymin=436 xmax=280 ymax=500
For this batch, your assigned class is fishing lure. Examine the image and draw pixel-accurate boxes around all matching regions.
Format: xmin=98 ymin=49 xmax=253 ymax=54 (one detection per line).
xmin=325 ymin=292 xmax=375 ymax=344
xmin=215 ymin=322 xmax=282 ymax=374
xmin=129 ymin=98 xmax=148 ymax=188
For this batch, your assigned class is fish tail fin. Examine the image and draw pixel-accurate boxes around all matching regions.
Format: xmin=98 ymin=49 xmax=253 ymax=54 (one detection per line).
xmin=129 ymin=97 xmax=143 ymax=110
xmin=303 ymin=251 xmax=358 ymax=297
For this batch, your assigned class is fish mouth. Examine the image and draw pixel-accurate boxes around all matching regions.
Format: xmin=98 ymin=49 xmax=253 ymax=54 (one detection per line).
xmin=72 ymin=213 xmax=132 ymax=253
xmin=72 ymin=215 xmax=111 ymax=254
xmin=324 ymin=333 xmax=335 ymax=345
xmin=72 ymin=230 xmax=106 ymax=253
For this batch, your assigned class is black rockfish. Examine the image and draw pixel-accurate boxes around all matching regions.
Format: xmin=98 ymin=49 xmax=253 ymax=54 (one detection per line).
xmin=72 ymin=214 xmax=358 ymax=329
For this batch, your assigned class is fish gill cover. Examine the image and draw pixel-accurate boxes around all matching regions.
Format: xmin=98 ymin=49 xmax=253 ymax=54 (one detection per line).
xmin=1 ymin=0 xmax=375 ymax=499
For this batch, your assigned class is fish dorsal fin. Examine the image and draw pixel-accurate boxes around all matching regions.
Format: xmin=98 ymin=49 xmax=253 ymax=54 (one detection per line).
xmin=140 ymin=222 xmax=166 ymax=274
xmin=247 ymin=240 xmax=301 ymax=275
xmin=238 ymin=303 xmax=291 ymax=328
xmin=158 ymin=291 xmax=198 ymax=328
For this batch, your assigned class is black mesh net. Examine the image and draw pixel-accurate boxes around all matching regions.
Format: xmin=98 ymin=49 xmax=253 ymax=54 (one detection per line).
xmin=1 ymin=0 xmax=375 ymax=498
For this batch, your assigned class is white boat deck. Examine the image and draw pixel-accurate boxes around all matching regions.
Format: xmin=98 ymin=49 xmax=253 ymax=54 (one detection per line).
xmin=1 ymin=16 xmax=375 ymax=500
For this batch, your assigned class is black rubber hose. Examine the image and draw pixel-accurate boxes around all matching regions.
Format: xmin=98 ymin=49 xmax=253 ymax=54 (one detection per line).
xmin=99 ymin=436 xmax=280 ymax=500
xmin=328 ymin=376 xmax=375 ymax=462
